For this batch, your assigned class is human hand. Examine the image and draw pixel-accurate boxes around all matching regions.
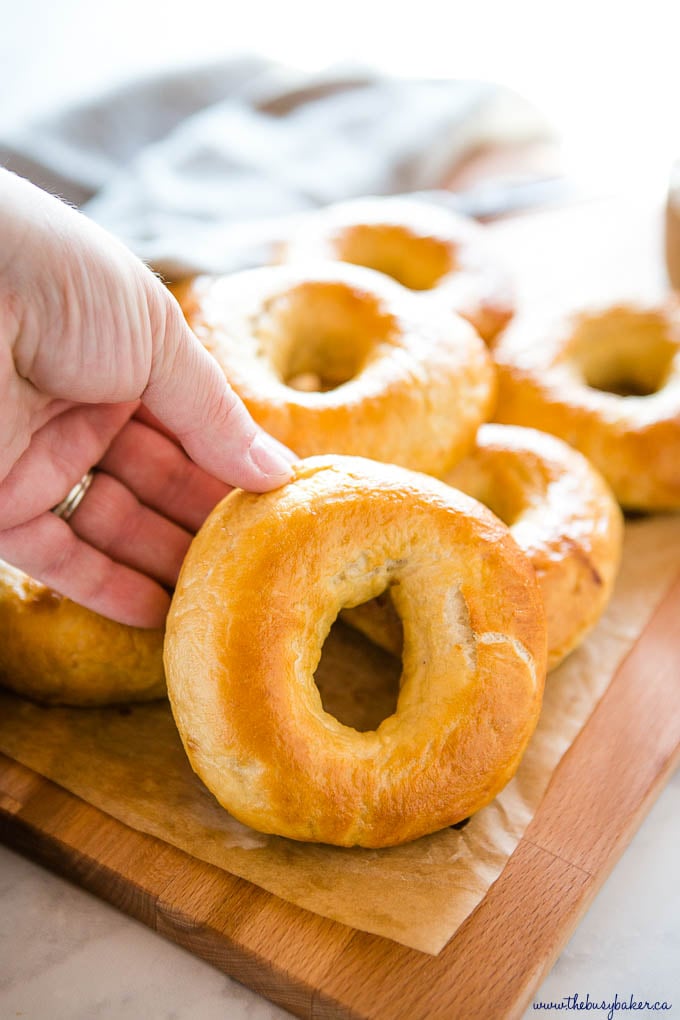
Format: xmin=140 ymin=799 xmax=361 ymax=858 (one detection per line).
xmin=0 ymin=171 xmax=295 ymax=628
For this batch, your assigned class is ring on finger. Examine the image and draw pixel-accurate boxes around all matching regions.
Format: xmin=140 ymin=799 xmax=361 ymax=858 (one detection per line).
xmin=51 ymin=471 xmax=96 ymax=522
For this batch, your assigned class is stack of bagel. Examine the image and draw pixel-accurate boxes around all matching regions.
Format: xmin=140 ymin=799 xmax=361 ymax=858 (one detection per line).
xmin=4 ymin=193 xmax=679 ymax=848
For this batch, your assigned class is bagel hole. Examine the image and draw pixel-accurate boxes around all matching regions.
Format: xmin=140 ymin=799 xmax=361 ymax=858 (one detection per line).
xmin=334 ymin=224 xmax=454 ymax=291
xmin=467 ymin=484 xmax=523 ymax=529
xmin=574 ymin=309 xmax=676 ymax=397
xmin=314 ymin=594 xmax=403 ymax=732
xmin=262 ymin=281 xmax=394 ymax=392
xmin=446 ymin=466 xmax=525 ymax=529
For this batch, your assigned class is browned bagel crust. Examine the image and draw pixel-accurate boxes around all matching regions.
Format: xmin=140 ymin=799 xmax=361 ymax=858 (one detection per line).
xmin=0 ymin=561 xmax=165 ymax=705
xmin=164 ymin=455 xmax=546 ymax=848
xmin=179 ymin=262 xmax=496 ymax=478
xmin=492 ymin=303 xmax=680 ymax=510
xmin=666 ymin=166 xmax=680 ymax=290
xmin=279 ymin=196 xmax=514 ymax=343
xmin=343 ymin=425 xmax=623 ymax=671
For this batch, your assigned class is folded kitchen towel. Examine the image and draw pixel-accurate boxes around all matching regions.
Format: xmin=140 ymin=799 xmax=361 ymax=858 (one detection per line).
xmin=0 ymin=57 xmax=549 ymax=276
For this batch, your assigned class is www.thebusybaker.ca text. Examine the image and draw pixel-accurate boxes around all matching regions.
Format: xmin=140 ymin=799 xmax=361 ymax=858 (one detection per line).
xmin=532 ymin=992 xmax=672 ymax=1020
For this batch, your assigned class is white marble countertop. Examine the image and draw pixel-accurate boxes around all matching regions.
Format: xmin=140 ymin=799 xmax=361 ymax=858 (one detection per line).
xmin=1 ymin=768 xmax=678 ymax=1018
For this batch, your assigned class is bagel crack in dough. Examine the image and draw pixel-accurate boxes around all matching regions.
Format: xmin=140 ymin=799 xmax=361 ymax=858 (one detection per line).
xmin=164 ymin=456 xmax=547 ymax=848
xmin=176 ymin=262 xmax=496 ymax=478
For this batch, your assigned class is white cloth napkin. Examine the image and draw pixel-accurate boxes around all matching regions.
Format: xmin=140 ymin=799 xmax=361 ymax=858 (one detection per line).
xmin=0 ymin=58 xmax=549 ymax=276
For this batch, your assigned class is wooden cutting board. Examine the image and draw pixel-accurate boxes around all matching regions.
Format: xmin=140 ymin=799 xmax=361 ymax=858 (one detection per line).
xmin=2 ymin=569 xmax=679 ymax=1019
xmin=1 ymin=197 xmax=678 ymax=1018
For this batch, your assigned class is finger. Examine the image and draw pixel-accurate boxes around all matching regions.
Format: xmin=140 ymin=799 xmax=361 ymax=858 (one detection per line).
xmin=69 ymin=471 xmax=192 ymax=589
xmin=98 ymin=419 xmax=230 ymax=531
xmin=143 ymin=292 xmax=297 ymax=491
xmin=0 ymin=513 xmax=170 ymax=628
xmin=133 ymin=404 xmax=182 ymax=446
xmin=0 ymin=401 xmax=136 ymax=529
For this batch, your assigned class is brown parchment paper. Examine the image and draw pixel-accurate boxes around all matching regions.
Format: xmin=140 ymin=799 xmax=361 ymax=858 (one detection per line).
xmin=1 ymin=515 xmax=679 ymax=955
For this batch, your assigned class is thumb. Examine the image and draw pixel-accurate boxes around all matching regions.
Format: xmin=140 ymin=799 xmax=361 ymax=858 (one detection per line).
xmin=142 ymin=288 xmax=296 ymax=492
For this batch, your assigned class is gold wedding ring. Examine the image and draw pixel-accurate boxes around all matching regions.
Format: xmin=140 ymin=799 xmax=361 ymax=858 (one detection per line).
xmin=51 ymin=471 xmax=95 ymax=522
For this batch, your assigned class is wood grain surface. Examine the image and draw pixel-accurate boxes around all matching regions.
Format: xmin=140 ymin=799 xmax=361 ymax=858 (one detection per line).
xmin=1 ymin=198 xmax=678 ymax=1018
xmin=1 ymin=568 xmax=678 ymax=1020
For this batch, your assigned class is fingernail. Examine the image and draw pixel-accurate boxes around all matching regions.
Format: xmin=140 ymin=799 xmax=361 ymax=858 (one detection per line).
xmin=249 ymin=432 xmax=297 ymax=478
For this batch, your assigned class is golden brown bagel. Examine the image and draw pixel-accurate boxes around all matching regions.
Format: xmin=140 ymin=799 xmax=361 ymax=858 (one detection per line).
xmin=0 ymin=560 xmax=165 ymax=706
xmin=492 ymin=304 xmax=680 ymax=510
xmin=164 ymin=455 xmax=546 ymax=848
xmin=343 ymin=425 xmax=623 ymax=671
xmin=278 ymin=196 xmax=514 ymax=343
xmin=179 ymin=262 xmax=496 ymax=478
xmin=666 ymin=163 xmax=680 ymax=290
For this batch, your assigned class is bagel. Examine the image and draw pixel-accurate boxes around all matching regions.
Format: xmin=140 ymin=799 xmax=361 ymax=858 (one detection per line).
xmin=492 ymin=303 xmax=680 ymax=510
xmin=164 ymin=455 xmax=546 ymax=848
xmin=178 ymin=262 xmax=495 ymax=477
xmin=0 ymin=560 xmax=165 ymax=706
xmin=666 ymin=163 xmax=680 ymax=290
xmin=278 ymin=196 xmax=514 ymax=343
xmin=342 ymin=425 xmax=623 ymax=671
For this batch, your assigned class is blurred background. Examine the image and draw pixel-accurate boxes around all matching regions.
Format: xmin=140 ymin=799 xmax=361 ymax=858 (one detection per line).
xmin=2 ymin=0 xmax=679 ymax=198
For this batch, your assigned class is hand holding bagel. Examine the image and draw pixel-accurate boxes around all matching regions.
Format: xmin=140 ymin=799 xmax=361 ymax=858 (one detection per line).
xmin=0 ymin=180 xmax=636 ymax=849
